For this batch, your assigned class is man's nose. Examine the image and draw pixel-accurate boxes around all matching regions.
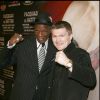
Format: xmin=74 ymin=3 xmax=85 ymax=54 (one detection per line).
xmin=38 ymin=31 xmax=43 ymax=36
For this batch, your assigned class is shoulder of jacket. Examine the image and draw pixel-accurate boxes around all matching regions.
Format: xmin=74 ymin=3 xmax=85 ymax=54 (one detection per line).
xmin=74 ymin=47 xmax=89 ymax=55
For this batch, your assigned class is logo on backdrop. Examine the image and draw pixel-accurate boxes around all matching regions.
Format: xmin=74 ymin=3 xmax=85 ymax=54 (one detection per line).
xmin=23 ymin=1 xmax=34 ymax=6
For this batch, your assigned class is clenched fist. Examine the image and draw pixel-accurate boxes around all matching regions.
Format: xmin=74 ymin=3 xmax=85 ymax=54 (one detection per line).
xmin=8 ymin=33 xmax=24 ymax=46
xmin=55 ymin=51 xmax=70 ymax=67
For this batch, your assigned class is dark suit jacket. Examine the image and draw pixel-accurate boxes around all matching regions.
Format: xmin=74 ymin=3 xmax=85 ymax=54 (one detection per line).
xmin=0 ymin=35 xmax=56 ymax=100
xmin=46 ymin=42 xmax=96 ymax=100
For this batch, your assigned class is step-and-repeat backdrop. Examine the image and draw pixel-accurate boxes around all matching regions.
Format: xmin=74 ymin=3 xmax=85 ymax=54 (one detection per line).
xmin=0 ymin=1 xmax=99 ymax=100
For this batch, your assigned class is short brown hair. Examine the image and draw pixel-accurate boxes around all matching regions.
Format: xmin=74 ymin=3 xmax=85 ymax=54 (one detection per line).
xmin=51 ymin=21 xmax=72 ymax=35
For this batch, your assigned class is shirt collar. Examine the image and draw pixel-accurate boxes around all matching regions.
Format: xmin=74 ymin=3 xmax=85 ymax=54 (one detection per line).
xmin=36 ymin=39 xmax=48 ymax=50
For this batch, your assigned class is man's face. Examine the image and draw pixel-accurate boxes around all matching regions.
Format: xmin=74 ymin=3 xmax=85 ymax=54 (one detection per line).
xmin=34 ymin=24 xmax=50 ymax=44
xmin=52 ymin=28 xmax=72 ymax=51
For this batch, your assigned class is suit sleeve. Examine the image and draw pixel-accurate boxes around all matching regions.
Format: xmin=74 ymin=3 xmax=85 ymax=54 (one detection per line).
xmin=0 ymin=45 xmax=16 ymax=69
xmin=68 ymin=50 xmax=96 ymax=89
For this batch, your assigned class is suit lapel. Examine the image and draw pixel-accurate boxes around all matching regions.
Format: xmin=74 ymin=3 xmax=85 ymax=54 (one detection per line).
xmin=25 ymin=36 xmax=39 ymax=75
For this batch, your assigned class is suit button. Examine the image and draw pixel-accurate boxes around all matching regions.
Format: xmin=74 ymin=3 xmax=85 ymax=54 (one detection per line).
xmin=48 ymin=86 xmax=51 ymax=89
xmin=36 ymin=86 xmax=38 ymax=90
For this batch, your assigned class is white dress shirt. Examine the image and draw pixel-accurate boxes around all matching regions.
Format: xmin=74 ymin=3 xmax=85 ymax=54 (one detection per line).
xmin=36 ymin=39 xmax=48 ymax=58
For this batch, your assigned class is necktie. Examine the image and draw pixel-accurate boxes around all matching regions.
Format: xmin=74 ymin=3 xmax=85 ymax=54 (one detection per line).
xmin=38 ymin=43 xmax=45 ymax=72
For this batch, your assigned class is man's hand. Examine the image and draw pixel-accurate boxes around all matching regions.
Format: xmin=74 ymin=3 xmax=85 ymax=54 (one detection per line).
xmin=55 ymin=51 xmax=70 ymax=67
xmin=8 ymin=33 xmax=23 ymax=46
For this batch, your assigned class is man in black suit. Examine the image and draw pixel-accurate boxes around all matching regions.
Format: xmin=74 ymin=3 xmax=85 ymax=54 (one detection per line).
xmin=0 ymin=12 xmax=56 ymax=100
xmin=46 ymin=21 xmax=96 ymax=100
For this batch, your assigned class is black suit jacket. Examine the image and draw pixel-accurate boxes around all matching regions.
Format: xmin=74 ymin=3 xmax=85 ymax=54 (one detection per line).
xmin=46 ymin=42 xmax=96 ymax=100
xmin=0 ymin=35 xmax=56 ymax=100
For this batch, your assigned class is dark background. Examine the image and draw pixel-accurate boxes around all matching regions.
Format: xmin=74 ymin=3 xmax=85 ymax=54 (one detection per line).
xmin=0 ymin=1 xmax=45 ymax=100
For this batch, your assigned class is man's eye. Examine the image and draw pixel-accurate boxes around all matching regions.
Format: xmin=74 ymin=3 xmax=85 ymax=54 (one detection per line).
xmin=52 ymin=35 xmax=56 ymax=38
xmin=60 ymin=35 xmax=64 ymax=37
xmin=34 ymin=30 xmax=48 ymax=33
xmin=34 ymin=30 xmax=38 ymax=33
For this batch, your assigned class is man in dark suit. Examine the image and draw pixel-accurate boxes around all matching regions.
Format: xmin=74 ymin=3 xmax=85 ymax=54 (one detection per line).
xmin=46 ymin=21 xmax=96 ymax=100
xmin=0 ymin=12 xmax=56 ymax=100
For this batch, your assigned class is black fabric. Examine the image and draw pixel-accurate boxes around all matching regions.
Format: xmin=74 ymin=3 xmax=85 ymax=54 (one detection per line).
xmin=0 ymin=35 xmax=56 ymax=100
xmin=46 ymin=42 xmax=96 ymax=100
